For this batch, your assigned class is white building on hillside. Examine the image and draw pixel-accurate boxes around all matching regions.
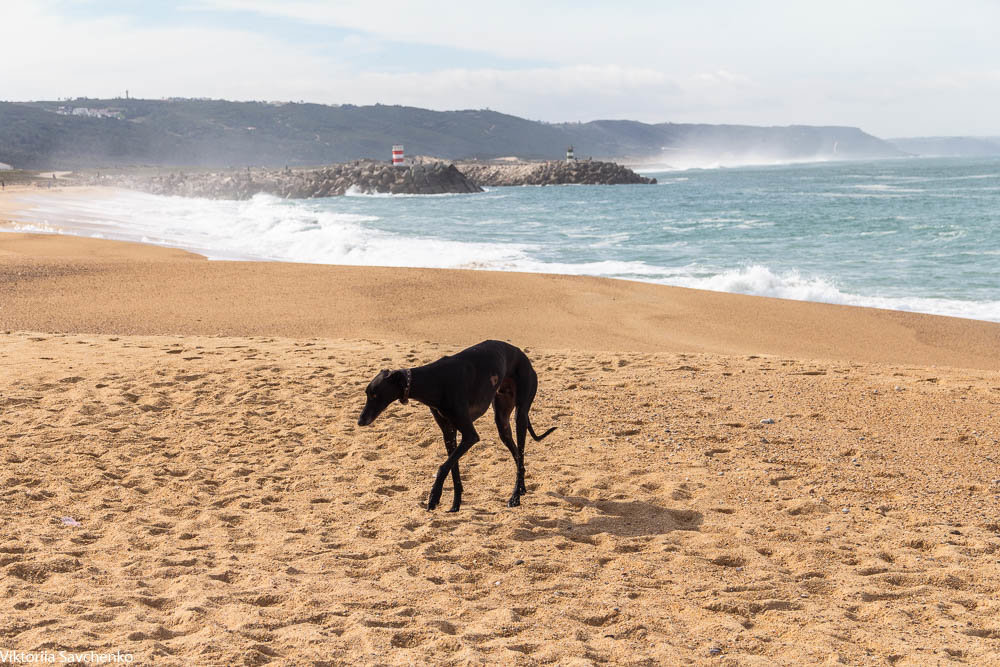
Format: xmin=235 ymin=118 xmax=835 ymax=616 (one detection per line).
xmin=68 ymin=107 xmax=124 ymax=119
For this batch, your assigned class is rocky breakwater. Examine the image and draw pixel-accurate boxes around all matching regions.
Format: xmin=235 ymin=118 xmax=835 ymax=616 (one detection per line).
xmin=98 ymin=161 xmax=482 ymax=200
xmin=457 ymin=160 xmax=656 ymax=187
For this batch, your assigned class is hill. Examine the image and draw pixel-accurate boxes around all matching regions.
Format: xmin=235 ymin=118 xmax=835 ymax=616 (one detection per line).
xmin=0 ymin=98 xmax=904 ymax=169
xmin=887 ymin=136 xmax=1000 ymax=157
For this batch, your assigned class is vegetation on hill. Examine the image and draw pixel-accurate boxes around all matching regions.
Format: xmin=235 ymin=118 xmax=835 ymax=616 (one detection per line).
xmin=0 ymin=98 xmax=904 ymax=169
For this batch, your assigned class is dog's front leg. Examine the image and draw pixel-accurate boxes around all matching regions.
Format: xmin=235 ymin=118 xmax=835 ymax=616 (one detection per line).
xmin=430 ymin=409 xmax=463 ymax=512
xmin=427 ymin=424 xmax=479 ymax=511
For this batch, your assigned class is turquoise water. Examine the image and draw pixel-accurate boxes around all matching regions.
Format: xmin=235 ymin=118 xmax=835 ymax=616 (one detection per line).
xmin=334 ymin=157 xmax=1000 ymax=321
xmin=12 ymin=157 xmax=1000 ymax=321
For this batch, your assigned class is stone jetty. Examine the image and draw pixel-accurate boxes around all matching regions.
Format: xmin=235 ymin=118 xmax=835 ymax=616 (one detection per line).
xmin=457 ymin=160 xmax=656 ymax=187
xmin=92 ymin=161 xmax=482 ymax=200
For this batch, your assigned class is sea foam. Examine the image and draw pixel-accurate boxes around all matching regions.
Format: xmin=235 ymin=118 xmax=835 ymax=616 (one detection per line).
xmin=8 ymin=157 xmax=1000 ymax=324
xmin=671 ymin=264 xmax=1000 ymax=322
xmin=11 ymin=191 xmax=528 ymax=267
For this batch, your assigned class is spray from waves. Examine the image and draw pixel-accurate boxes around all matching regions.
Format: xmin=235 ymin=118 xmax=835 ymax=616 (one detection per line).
xmin=673 ymin=264 xmax=843 ymax=301
xmin=636 ymin=154 xmax=837 ymax=172
xmin=458 ymin=255 xmax=1000 ymax=323
xmin=669 ymin=264 xmax=1000 ymax=322
xmin=343 ymin=185 xmax=476 ymax=198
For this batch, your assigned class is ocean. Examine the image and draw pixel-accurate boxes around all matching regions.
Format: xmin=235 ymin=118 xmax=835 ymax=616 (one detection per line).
xmin=10 ymin=156 xmax=1000 ymax=322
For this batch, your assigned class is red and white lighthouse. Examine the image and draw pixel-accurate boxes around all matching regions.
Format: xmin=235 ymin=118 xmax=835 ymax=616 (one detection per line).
xmin=391 ymin=145 xmax=405 ymax=165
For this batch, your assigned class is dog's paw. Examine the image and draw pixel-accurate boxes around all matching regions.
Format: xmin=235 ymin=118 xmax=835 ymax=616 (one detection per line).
xmin=507 ymin=495 xmax=521 ymax=508
xmin=447 ymin=505 xmax=461 ymax=513
xmin=426 ymin=491 xmax=441 ymax=511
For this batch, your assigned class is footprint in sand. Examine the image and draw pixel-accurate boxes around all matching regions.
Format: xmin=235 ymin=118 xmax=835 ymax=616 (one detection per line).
xmin=146 ymin=522 xmax=173 ymax=535
xmin=207 ymin=571 xmax=235 ymax=583
xmin=670 ymin=486 xmax=693 ymax=501
xmin=8 ymin=557 xmax=81 ymax=583
xmin=709 ymin=554 xmax=746 ymax=568
xmin=389 ymin=631 xmax=427 ymax=648
xmin=769 ymin=474 xmax=796 ymax=486
xmin=375 ymin=485 xmax=409 ymax=496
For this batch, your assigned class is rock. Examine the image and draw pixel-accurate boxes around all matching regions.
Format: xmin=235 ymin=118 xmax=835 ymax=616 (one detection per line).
xmin=88 ymin=160 xmax=483 ymax=200
xmin=457 ymin=159 xmax=655 ymax=186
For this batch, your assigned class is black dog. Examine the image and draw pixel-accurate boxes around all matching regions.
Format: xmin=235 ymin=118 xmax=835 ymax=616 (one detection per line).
xmin=358 ymin=340 xmax=556 ymax=511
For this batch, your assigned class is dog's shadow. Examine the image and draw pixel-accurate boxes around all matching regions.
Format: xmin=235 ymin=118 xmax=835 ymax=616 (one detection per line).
xmin=509 ymin=492 xmax=703 ymax=541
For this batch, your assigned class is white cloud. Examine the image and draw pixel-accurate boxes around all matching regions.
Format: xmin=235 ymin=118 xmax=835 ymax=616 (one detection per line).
xmin=0 ymin=4 xmax=690 ymax=120
xmin=343 ymin=66 xmax=683 ymax=120
xmin=689 ymin=70 xmax=755 ymax=88
xmin=193 ymin=0 xmax=667 ymax=65
xmin=3 ymin=1 xmax=1000 ymax=135
xmin=0 ymin=3 xmax=340 ymax=101
xmin=191 ymin=0 xmax=1000 ymax=76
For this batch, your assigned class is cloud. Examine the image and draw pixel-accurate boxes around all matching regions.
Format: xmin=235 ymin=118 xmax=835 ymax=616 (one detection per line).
xmin=3 ymin=1 xmax=1000 ymax=135
xmin=0 ymin=4 xmax=688 ymax=121
xmin=344 ymin=65 xmax=683 ymax=120
xmin=689 ymin=70 xmax=755 ymax=88
xmin=191 ymin=0 xmax=667 ymax=65
xmin=189 ymin=0 xmax=1000 ymax=76
xmin=0 ymin=3 xmax=340 ymax=101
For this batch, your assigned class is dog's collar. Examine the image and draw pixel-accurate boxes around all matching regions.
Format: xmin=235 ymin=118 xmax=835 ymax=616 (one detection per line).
xmin=402 ymin=368 xmax=412 ymax=402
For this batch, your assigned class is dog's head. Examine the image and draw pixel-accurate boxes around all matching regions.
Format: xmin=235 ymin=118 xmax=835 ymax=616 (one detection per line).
xmin=358 ymin=369 xmax=408 ymax=426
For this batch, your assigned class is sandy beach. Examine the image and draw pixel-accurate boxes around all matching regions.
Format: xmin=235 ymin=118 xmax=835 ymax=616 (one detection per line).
xmin=2 ymin=191 xmax=1000 ymax=664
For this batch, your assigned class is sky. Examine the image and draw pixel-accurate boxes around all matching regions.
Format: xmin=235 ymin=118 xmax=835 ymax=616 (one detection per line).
xmin=2 ymin=0 xmax=998 ymax=138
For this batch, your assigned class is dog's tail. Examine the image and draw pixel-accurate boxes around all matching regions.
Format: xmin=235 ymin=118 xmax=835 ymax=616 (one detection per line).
xmin=526 ymin=418 xmax=556 ymax=442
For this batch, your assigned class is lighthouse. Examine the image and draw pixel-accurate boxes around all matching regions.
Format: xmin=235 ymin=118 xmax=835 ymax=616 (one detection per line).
xmin=566 ymin=145 xmax=575 ymax=162
xmin=392 ymin=145 xmax=405 ymax=165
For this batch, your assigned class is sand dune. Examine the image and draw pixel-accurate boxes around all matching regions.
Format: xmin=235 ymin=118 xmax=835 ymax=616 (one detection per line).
xmin=2 ymin=229 xmax=1000 ymax=663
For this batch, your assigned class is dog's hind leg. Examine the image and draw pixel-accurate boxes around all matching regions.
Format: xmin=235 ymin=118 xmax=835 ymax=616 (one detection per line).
xmin=427 ymin=420 xmax=479 ymax=512
xmin=513 ymin=410 xmax=530 ymax=497
xmin=430 ymin=408 xmax=463 ymax=512
xmin=493 ymin=383 xmax=523 ymax=507
xmin=513 ymin=367 xmax=540 ymax=496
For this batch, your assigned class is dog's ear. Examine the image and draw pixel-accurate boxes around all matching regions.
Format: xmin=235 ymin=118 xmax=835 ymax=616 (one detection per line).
xmin=388 ymin=370 xmax=408 ymax=403
xmin=370 ymin=369 xmax=390 ymax=388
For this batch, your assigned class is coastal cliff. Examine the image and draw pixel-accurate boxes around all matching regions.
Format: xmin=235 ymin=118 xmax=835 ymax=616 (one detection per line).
xmin=90 ymin=161 xmax=482 ymax=199
xmin=458 ymin=160 xmax=656 ymax=186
